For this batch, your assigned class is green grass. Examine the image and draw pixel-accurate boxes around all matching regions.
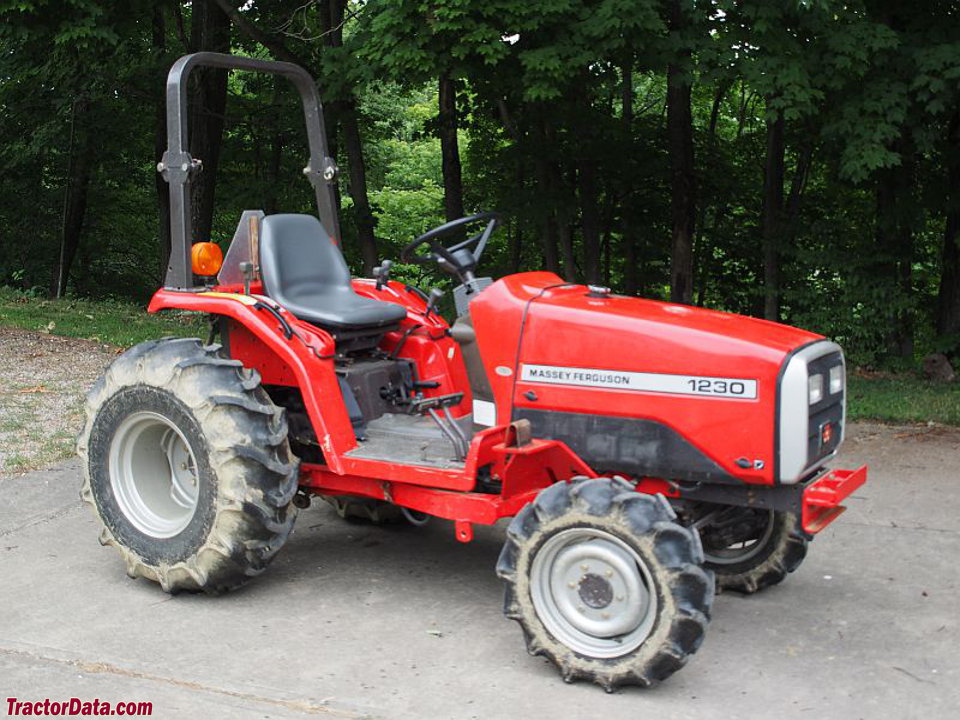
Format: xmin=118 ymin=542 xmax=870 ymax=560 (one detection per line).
xmin=847 ymin=374 xmax=960 ymax=426
xmin=0 ymin=286 xmax=204 ymax=348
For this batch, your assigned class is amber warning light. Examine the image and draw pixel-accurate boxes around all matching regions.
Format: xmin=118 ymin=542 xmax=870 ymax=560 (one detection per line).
xmin=191 ymin=242 xmax=223 ymax=276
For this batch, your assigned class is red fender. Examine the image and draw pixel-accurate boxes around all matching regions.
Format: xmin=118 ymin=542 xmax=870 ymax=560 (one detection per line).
xmin=148 ymin=289 xmax=354 ymax=473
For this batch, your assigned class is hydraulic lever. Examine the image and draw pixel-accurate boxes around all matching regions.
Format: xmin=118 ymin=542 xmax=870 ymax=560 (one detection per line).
xmin=373 ymin=259 xmax=393 ymax=291
xmin=424 ymin=287 xmax=445 ymax=319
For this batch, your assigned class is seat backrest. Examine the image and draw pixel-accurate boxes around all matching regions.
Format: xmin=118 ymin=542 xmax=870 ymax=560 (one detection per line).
xmin=259 ymin=213 xmax=351 ymax=300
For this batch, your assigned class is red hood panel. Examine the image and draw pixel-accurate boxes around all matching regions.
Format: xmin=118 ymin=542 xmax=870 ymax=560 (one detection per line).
xmin=469 ymin=272 xmax=824 ymax=485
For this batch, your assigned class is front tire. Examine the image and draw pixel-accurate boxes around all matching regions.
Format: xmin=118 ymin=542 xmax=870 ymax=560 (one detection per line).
xmin=77 ymin=338 xmax=298 ymax=594
xmin=497 ymin=478 xmax=713 ymax=690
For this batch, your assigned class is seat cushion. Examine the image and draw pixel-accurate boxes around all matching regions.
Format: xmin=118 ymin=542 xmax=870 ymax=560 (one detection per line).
xmin=259 ymin=214 xmax=406 ymax=330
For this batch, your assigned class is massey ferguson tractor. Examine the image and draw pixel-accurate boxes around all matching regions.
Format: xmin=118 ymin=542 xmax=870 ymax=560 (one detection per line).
xmin=78 ymin=53 xmax=866 ymax=690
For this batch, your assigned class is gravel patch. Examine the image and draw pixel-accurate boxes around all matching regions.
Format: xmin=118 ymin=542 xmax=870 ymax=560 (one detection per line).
xmin=0 ymin=326 xmax=116 ymax=476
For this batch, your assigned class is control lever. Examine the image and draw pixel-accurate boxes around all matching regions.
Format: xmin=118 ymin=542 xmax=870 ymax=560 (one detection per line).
xmin=373 ymin=259 xmax=393 ymax=291
xmin=240 ymin=261 xmax=255 ymax=295
xmin=424 ymin=287 xmax=445 ymax=319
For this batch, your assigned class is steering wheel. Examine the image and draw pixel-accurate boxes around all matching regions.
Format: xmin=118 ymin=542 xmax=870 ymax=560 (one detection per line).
xmin=401 ymin=211 xmax=501 ymax=274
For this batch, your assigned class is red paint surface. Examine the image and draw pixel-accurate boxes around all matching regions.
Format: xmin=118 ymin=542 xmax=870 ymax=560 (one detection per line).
xmin=469 ymin=272 xmax=823 ymax=485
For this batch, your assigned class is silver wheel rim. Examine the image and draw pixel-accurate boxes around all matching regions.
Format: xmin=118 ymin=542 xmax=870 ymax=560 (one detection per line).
xmin=530 ymin=528 xmax=658 ymax=659
xmin=700 ymin=509 xmax=776 ymax=566
xmin=108 ymin=411 xmax=200 ymax=538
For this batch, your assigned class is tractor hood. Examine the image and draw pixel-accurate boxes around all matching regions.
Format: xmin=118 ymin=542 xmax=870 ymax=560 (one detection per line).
xmin=470 ymin=271 xmax=820 ymax=378
xmin=468 ymin=272 xmax=828 ymax=486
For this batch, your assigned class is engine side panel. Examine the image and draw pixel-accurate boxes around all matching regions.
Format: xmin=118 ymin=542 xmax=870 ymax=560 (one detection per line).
xmin=469 ymin=273 xmax=823 ymax=486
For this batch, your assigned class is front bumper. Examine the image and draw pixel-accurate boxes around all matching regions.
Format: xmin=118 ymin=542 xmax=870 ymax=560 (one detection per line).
xmin=800 ymin=465 xmax=867 ymax=534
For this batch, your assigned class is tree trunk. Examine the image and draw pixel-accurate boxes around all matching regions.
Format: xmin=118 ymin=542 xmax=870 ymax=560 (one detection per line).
xmin=937 ymin=111 xmax=960 ymax=358
xmin=153 ymin=5 xmax=171 ymax=283
xmin=263 ymin=79 xmax=284 ymax=216
xmin=558 ymin=217 xmax=577 ymax=281
xmin=533 ymin=113 xmax=561 ymax=275
xmin=510 ymin=222 xmax=523 ymax=274
xmin=875 ymin=139 xmax=916 ymax=360
xmin=51 ymin=100 xmax=92 ymax=298
xmin=439 ymin=72 xmax=465 ymax=223
xmin=692 ymin=81 xmax=729 ymax=307
xmin=779 ymin=139 xmax=814 ymax=261
xmin=509 ymin=163 xmax=524 ymax=273
xmin=785 ymin=142 xmax=813 ymax=224
xmin=188 ymin=0 xmax=230 ymax=243
xmin=579 ymin=152 xmax=602 ymax=284
xmin=621 ymin=62 xmax=640 ymax=296
xmin=666 ymin=46 xmax=695 ymax=303
xmin=761 ymin=107 xmax=785 ymax=321
xmin=322 ymin=0 xmax=376 ymax=273
xmin=339 ymin=102 xmax=378 ymax=273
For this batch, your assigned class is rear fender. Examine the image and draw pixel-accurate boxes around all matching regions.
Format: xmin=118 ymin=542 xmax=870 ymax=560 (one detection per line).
xmin=147 ymin=289 xmax=355 ymax=472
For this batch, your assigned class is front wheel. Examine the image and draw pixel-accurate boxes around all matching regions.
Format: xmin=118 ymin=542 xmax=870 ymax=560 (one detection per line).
xmin=497 ymin=478 xmax=713 ymax=690
xmin=77 ymin=338 xmax=299 ymax=594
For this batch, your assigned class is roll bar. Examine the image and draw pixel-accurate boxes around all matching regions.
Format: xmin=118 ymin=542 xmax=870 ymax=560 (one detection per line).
xmin=159 ymin=52 xmax=340 ymax=290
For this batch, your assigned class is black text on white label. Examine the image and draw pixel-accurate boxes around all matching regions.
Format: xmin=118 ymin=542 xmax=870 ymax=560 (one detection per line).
xmin=520 ymin=364 xmax=757 ymax=399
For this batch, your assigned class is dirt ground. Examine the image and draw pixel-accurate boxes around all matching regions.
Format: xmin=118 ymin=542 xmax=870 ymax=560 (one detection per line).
xmin=0 ymin=327 xmax=115 ymax=474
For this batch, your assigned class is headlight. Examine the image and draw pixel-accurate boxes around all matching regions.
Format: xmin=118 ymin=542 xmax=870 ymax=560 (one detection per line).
xmin=829 ymin=365 xmax=843 ymax=394
xmin=808 ymin=373 xmax=824 ymax=405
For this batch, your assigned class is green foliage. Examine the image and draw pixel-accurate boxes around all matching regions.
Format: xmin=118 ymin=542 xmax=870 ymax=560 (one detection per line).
xmin=0 ymin=0 xmax=958 ymax=374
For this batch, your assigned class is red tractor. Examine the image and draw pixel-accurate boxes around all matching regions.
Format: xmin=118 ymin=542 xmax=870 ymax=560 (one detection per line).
xmin=78 ymin=53 xmax=866 ymax=690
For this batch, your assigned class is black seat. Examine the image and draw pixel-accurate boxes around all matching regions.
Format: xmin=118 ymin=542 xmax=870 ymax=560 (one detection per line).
xmin=259 ymin=214 xmax=406 ymax=331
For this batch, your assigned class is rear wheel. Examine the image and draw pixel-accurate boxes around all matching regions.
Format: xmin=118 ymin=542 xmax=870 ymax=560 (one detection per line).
xmin=497 ymin=478 xmax=713 ymax=690
xmin=693 ymin=506 xmax=809 ymax=594
xmin=78 ymin=338 xmax=298 ymax=593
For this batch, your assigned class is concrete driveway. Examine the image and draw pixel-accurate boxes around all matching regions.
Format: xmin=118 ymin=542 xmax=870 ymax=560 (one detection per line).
xmin=1 ymin=423 xmax=957 ymax=719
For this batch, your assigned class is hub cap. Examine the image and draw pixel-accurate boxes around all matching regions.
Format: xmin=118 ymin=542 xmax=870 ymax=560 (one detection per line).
xmin=108 ymin=411 xmax=200 ymax=538
xmin=530 ymin=528 xmax=658 ymax=658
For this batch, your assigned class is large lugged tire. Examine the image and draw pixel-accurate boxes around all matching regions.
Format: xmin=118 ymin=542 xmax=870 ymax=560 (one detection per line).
xmin=77 ymin=338 xmax=298 ymax=594
xmin=700 ymin=508 xmax=809 ymax=594
xmin=497 ymin=478 xmax=713 ymax=691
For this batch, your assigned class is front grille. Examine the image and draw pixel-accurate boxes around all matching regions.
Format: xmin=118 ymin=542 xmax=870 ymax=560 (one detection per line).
xmin=806 ymin=351 xmax=844 ymax=466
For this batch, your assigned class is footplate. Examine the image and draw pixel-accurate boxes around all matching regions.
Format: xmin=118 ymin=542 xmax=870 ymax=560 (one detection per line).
xmin=801 ymin=465 xmax=867 ymax=534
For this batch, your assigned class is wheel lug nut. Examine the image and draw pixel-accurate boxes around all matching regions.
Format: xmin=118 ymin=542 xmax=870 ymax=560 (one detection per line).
xmin=580 ymin=564 xmax=589 ymax=571
xmin=577 ymin=605 xmax=585 ymax=613
xmin=616 ymin=595 xmax=624 ymax=602
xmin=568 ymin=582 xmax=576 ymax=589
xmin=601 ymin=612 xmax=610 ymax=619
xmin=605 ymin=569 xmax=613 ymax=577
